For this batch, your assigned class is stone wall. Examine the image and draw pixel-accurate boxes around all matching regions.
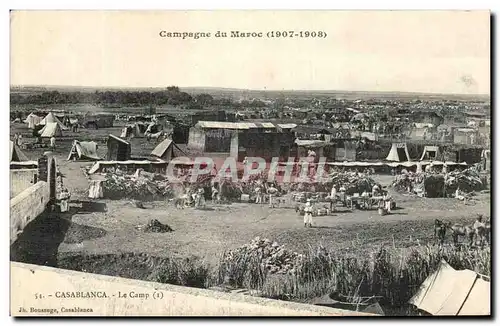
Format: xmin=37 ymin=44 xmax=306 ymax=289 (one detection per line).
xmin=10 ymin=181 xmax=50 ymax=245
xmin=11 ymin=262 xmax=376 ymax=317
xmin=10 ymin=169 xmax=38 ymax=198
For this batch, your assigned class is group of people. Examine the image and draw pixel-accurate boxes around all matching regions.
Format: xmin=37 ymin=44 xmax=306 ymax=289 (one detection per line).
xmin=253 ymin=181 xmax=279 ymax=207
xmin=180 ymin=187 xmax=206 ymax=209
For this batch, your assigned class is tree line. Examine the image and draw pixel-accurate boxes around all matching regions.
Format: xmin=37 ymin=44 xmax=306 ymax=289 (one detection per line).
xmin=10 ymin=86 xmax=269 ymax=109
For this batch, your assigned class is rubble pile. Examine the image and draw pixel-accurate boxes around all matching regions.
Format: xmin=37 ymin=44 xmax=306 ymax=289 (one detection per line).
xmin=102 ymin=172 xmax=173 ymax=200
xmin=223 ymin=237 xmax=304 ymax=275
xmin=143 ymin=219 xmax=173 ymax=233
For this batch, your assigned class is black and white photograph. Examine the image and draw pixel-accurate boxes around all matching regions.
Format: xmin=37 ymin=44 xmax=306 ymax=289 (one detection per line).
xmin=8 ymin=10 xmax=491 ymax=316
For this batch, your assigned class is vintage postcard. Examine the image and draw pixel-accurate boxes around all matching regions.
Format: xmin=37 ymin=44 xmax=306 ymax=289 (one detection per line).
xmin=9 ymin=10 xmax=490 ymax=317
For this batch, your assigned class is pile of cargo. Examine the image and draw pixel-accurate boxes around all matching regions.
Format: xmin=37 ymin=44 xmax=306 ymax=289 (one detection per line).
xmin=101 ymin=171 xmax=173 ymax=201
xmin=391 ymin=167 xmax=485 ymax=198
xmin=327 ymin=171 xmax=378 ymax=195
xmin=222 ymin=237 xmax=304 ymax=275
xmin=445 ymin=167 xmax=484 ymax=193
xmin=391 ymin=172 xmax=424 ymax=193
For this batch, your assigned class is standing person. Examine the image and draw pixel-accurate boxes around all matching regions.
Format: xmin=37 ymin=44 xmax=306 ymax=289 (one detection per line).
xmin=255 ymin=185 xmax=262 ymax=204
xmin=339 ymin=185 xmax=347 ymax=207
xmin=50 ymin=136 xmax=56 ymax=149
xmin=383 ymin=192 xmax=392 ymax=213
xmin=330 ymin=185 xmax=337 ymax=212
xmin=304 ymin=199 xmax=313 ymax=228
xmin=18 ymin=134 xmax=23 ymax=147
xmin=211 ymin=184 xmax=220 ymax=204
xmin=59 ymin=188 xmax=71 ymax=213
xmin=267 ymin=183 xmax=278 ymax=208
xmin=13 ymin=133 xmax=18 ymax=146
xmin=195 ymin=187 xmax=205 ymax=209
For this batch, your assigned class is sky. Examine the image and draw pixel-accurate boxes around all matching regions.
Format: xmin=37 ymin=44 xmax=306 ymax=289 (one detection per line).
xmin=10 ymin=10 xmax=490 ymax=94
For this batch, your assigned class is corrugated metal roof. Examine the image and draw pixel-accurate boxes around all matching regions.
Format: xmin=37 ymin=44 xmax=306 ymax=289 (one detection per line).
xmin=196 ymin=121 xmax=277 ymax=129
xmin=295 ymin=139 xmax=328 ymax=147
xmin=196 ymin=121 xmax=250 ymax=129
xmin=277 ymin=123 xmax=298 ymax=129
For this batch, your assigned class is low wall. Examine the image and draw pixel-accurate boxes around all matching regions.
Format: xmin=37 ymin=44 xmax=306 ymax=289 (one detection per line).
xmin=10 ymin=169 xmax=38 ymax=199
xmin=10 ymin=181 xmax=49 ymax=245
xmin=10 ymin=262 xmax=375 ymax=316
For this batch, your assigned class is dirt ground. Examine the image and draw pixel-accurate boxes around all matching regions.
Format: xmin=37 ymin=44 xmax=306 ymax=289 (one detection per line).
xmin=11 ymin=122 xmax=491 ymax=267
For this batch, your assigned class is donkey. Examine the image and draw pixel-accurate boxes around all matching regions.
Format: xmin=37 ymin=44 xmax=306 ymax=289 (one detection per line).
xmin=448 ymin=223 xmax=475 ymax=246
xmin=434 ymin=219 xmax=449 ymax=245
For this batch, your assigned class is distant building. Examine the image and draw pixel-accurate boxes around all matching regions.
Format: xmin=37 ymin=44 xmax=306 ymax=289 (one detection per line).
xmin=453 ymin=128 xmax=479 ymax=145
xmin=188 ymin=121 xmax=296 ymax=161
xmin=190 ymin=110 xmax=226 ymax=125
xmin=411 ymin=111 xmax=444 ymax=126
xmin=83 ymin=114 xmax=115 ymax=129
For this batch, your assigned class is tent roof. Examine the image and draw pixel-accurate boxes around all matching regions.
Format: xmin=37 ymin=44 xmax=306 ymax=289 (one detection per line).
xmin=39 ymin=122 xmax=63 ymax=138
xmin=68 ymin=140 xmax=101 ymax=161
xmin=409 ymin=260 xmax=490 ymax=316
xmin=10 ymin=141 xmax=29 ymax=162
xmin=326 ymin=160 xmax=466 ymax=168
xmin=39 ymin=112 xmax=69 ymax=130
xmin=108 ymin=134 xmax=130 ymax=145
xmin=385 ymin=143 xmax=410 ymax=162
xmin=151 ymin=138 xmax=186 ymax=158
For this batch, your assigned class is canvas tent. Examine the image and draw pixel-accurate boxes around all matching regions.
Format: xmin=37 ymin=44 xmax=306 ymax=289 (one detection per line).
xmin=385 ymin=143 xmax=411 ymax=162
xmin=38 ymin=122 xmax=63 ymax=138
xmin=420 ymin=146 xmax=441 ymax=161
xmin=409 ymin=260 xmax=490 ymax=316
xmin=10 ymin=141 xmax=29 ymax=162
xmin=24 ymin=113 xmax=43 ymax=129
xmin=38 ymin=112 xmax=69 ymax=130
xmin=151 ymin=138 xmax=185 ymax=161
xmin=67 ymin=140 xmax=101 ymax=161
xmin=120 ymin=123 xmax=147 ymax=138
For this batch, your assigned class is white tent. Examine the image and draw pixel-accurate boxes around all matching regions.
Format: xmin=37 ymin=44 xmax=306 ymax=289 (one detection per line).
xmin=38 ymin=112 xmax=69 ymax=130
xmin=10 ymin=141 xmax=29 ymax=162
xmin=385 ymin=143 xmax=411 ymax=162
xmin=420 ymin=146 xmax=441 ymax=161
xmin=409 ymin=260 xmax=490 ymax=316
xmin=38 ymin=122 xmax=63 ymax=138
xmin=24 ymin=113 xmax=43 ymax=129
xmin=67 ymin=140 xmax=101 ymax=161
xmin=151 ymin=138 xmax=185 ymax=161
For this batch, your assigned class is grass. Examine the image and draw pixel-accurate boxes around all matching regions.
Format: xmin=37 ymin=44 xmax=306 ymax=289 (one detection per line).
xmin=213 ymin=243 xmax=490 ymax=307
xmin=55 ymin=241 xmax=490 ymax=315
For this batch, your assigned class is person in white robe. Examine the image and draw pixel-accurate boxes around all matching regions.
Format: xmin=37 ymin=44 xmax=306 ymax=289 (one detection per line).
xmin=50 ymin=136 xmax=56 ymax=149
xmin=329 ymin=185 xmax=337 ymax=211
xmin=303 ymin=199 xmax=313 ymax=228
xmin=59 ymin=188 xmax=71 ymax=212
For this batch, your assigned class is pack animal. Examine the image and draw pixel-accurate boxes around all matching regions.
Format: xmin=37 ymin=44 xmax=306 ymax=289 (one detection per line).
xmin=448 ymin=223 xmax=475 ymax=246
xmin=434 ymin=219 xmax=449 ymax=245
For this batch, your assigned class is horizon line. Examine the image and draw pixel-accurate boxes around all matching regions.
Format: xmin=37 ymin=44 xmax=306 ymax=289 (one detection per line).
xmin=10 ymin=84 xmax=491 ymax=98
